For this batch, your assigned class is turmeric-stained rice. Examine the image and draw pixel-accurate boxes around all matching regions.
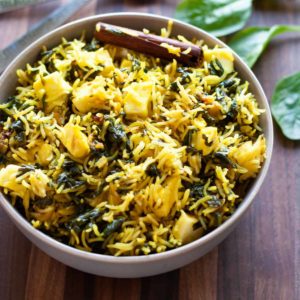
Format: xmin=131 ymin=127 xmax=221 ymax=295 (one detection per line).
xmin=0 ymin=28 xmax=266 ymax=256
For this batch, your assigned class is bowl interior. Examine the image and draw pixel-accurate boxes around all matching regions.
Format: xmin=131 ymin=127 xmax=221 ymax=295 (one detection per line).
xmin=0 ymin=13 xmax=273 ymax=265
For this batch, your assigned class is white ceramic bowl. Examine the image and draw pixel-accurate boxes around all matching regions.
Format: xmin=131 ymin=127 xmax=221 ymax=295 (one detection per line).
xmin=0 ymin=13 xmax=273 ymax=278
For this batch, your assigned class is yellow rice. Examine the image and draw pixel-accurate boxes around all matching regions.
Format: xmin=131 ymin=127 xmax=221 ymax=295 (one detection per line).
xmin=0 ymin=26 xmax=266 ymax=256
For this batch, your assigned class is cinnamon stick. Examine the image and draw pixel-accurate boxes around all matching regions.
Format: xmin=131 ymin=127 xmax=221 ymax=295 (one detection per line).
xmin=94 ymin=22 xmax=203 ymax=67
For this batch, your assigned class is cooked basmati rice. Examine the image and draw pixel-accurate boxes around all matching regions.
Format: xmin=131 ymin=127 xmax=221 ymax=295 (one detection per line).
xmin=0 ymin=26 xmax=266 ymax=256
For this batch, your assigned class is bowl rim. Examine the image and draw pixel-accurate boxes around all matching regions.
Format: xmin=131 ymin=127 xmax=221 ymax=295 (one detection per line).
xmin=0 ymin=12 xmax=273 ymax=264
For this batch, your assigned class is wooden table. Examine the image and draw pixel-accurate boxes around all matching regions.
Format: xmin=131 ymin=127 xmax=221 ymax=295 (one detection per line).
xmin=0 ymin=0 xmax=299 ymax=299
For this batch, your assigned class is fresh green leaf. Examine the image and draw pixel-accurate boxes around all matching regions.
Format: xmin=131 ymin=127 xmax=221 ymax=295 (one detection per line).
xmin=271 ymin=72 xmax=300 ymax=140
xmin=175 ymin=0 xmax=252 ymax=37
xmin=228 ymin=25 xmax=300 ymax=67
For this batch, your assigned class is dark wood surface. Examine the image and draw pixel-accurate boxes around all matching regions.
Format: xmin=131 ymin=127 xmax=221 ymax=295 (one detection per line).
xmin=0 ymin=0 xmax=299 ymax=299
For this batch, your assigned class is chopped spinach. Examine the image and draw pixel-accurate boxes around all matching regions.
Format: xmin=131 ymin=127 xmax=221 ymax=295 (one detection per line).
xmin=18 ymin=164 xmax=36 ymax=174
xmin=102 ymin=218 xmax=125 ymax=237
xmin=177 ymin=67 xmax=192 ymax=74
xmin=183 ymin=129 xmax=195 ymax=146
xmin=105 ymin=119 xmax=127 ymax=147
xmin=14 ymin=131 xmax=26 ymax=146
xmin=181 ymin=72 xmax=191 ymax=84
xmin=40 ymin=49 xmax=54 ymax=58
xmin=201 ymin=111 xmax=216 ymax=126
xmin=208 ymin=59 xmax=224 ymax=77
xmin=202 ymin=134 xmax=213 ymax=147
xmin=90 ymin=147 xmax=108 ymax=160
xmin=214 ymin=149 xmax=235 ymax=167
xmin=215 ymin=87 xmax=226 ymax=102
xmin=57 ymin=172 xmax=85 ymax=190
xmin=132 ymin=59 xmax=141 ymax=71
xmin=207 ymin=196 xmax=222 ymax=208
xmin=11 ymin=120 xmax=24 ymax=132
xmin=218 ymin=78 xmax=237 ymax=89
xmin=65 ymin=62 xmax=84 ymax=82
xmin=83 ymin=38 xmax=101 ymax=52
xmin=4 ymin=96 xmax=22 ymax=110
xmin=62 ymin=160 xmax=82 ymax=176
xmin=177 ymin=67 xmax=192 ymax=84
xmin=170 ymin=81 xmax=180 ymax=92
xmin=226 ymin=99 xmax=238 ymax=121
xmin=34 ymin=197 xmax=53 ymax=209
xmin=189 ymin=182 xmax=204 ymax=199
xmin=67 ymin=207 xmax=102 ymax=232
xmin=45 ymin=60 xmax=57 ymax=73
xmin=11 ymin=119 xmax=27 ymax=146
xmin=81 ymin=183 xmax=106 ymax=200
xmin=146 ymin=163 xmax=161 ymax=177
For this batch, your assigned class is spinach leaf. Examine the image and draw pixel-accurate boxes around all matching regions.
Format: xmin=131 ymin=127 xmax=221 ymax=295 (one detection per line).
xmin=83 ymin=38 xmax=101 ymax=52
xmin=67 ymin=207 xmax=102 ymax=232
xmin=228 ymin=25 xmax=300 ymax=67
xmin=208 ymin=59 xmax=224 ymax=77
xmin=11 ymin=120 xmax=24 ymax=132
xmin=90 ymin=147 xmax=108 ymax=160
xmin=214 ymin=149 xmax=235 ymax=167
xmin=57 ymin=172 xmax=85 ymax=190
xmin=34 ymin=197 xmax=53 ymax=209
xmin=207 ymin=195 xmax=222 ymax=208
xmin=14 ymin=131 xmax=26 ymax=146
xmin=189 ymin=182 xmax=204 ymax=199
xmin=18 ymin=164 xmax=36 ymax=174
xmin=175 ymin=0 xmax=252 ymax=37
xmin=183 ymin=129 xmax=194 ymax=146
xmin=102 ymin=218 xmax=125 ymax=238
xmin=146 ymin=163 xmax=161 ymax=177
xmin=170 ymin=81 xmax=180 ymax=92
xmin=62 ymin=159 xmax=82 ymax=176
xmin=105 ymin=119 xmax=127 ymax=145
xmin=271 ymin=72 xmax=300 ymax=140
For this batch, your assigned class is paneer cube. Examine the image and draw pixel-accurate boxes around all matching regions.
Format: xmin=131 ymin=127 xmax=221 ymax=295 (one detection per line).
xmin=28 ymin=169 xmax=49 ymax=198
xmin=75 ymin=48 xmax=114 ymax=76
xmin=229 ymin=135 xmax=266 ymax=180
xmin=33 ymin=71 xmax=72 ymax=113
xmin=72 ymin=76 xmax=108 ymax=113
xmin=37 ymin=143 xmax=53 ymax=166
xmin=152 ymin=176 xmax=180 ymax=218
xmin=192 ymin=127 xmax=219 ymax=156
xmin=0 ymin=165 xmax=50 ymax=211
xmin=0 ymin=164 xmax=27 ymax=198
xmin=59 ymin=123 xmax=90 ymax=158
xmin=172 ymin=210 xmax=202 ymax=244
xmin=123 ymin=82 xmax=152 ymax=119
xmin=204 ymin=48 xmax=234 ymax=74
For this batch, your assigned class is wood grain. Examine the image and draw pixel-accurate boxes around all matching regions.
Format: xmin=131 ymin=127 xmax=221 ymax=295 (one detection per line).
xmin=0 ymin=0 xmax=299 ymax=299
xmin=25 ymin=246 xmax=66 ymax=300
